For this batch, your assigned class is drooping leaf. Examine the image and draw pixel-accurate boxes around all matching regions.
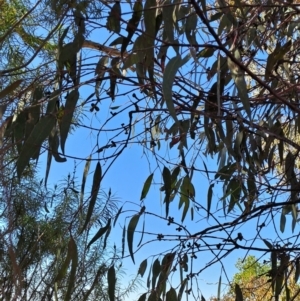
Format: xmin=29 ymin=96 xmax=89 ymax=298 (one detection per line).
xmin=109 ymin=36 xmax=124 ymax=46
xmin=55 ymin=239 xmax=72 ymax=282
xmin=102 ymin=224 xmax=111 ymax=250
xmin=106 ymin=1 xmax=121 ymax=33
xmin=127 ymin=213 xmax=141 ymax=263
xmin=157 ymin=253 xmax=175 ymax=295
xmin=227 ymin=49 xmax=251 ymax=119
xmin=138 ymin=259 xmax=148 ymax=277
xmin=107 ymin=265 xmax=116 ymax=301
xmin=80 ymin=162 xmax=102 ymax=234
xmin=80 ymin=156 xmax=92 ymax=206
xmin=87 ymin=218 xmax=111 ymax=248
xmin=148 ymin=291 xmax=158 ymax=301
xmin=60 ymin=89 xmax=79 ymax=154
xmin=166 ymin=287 xmax=178 ymax=301
xmin=280 ymin=210 xmax=286 ymax=233
xmin=147 ymin=261 xmax=152 ymax=289
xmin=95 ymin=56 xmax=109 ymax=80
xmin=122 ymin=225 xmax=125 ymax=258
xmin=152 ymin=258 xmax=161 ymax=289
xmin=178 ymin=278 xmax=187 ymax=301
xmin=137 ymin=293 xmax=147 ymax=301
xmin=163 ymin=55 xmax=190 ymax=123
xmin=121 ymin=0 xmax=143 ymax=55
xmin=0 ymin=79 xmax=23 ymax=99
xmin=163 ymin=166 xmax=172 ymax=216
xmin=262 ymin=239 xmax=273 ymax=249
xmin=65 ymin=236 xmax=78 ymax=301
xmin=140 ymin=173 xmax=154 ymax=200
xmin=207 ymin=183 xmax=214 ymax=218
xmin=17 ymin=115 xmax=56 ymax=178
xmin=113 ymin=205 xmax=123 ymax=227
xmin=217 ymin=275 xmax=222 ymax=301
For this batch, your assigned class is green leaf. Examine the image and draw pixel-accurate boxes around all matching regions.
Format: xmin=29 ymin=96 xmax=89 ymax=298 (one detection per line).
xmin=197 ymin=47 xmax=215 ymax=58
xmin=122 ymin=225 xmax=125 ymax=258
xmin=80 ymin=162 xmax=102 ymax=234
xmin=55 ymin=238 xmax=73 ymax=282
xmin=102 ymin=224 xmax=111 ymax=250
xmin=207 ymin=183 xmax=214 ymax=218
xmin=137 ymin=293 xmax=147 ymax=301
xmin=46 ymin=90 xmax=60 ymax=115
xmin=109 ymin=36 xmax=124 ymax=46
xmin=227 ymin=49 xmax=251 ymax=119
xmin=107 ymin=265 xmax=116 ymax=301
xmin=217 ymin=275 xmax=222 ymax=301
xmin=87 ymin=218 xmax=111 ymax=248
xmin=148 ymin=291 xmax=158 ymax=301
xmin=210 ymin=12 xmax=223 ymax=22
xmin=138 ymin=259 xmax=147 ymax=277
xmin=163 ymin=166 xmax=172 ymax=217
xmin=144 ymin=0 xmax=156 ymax=37
xmin=178 ymin=278 xmax=187 ymax=301
xmin=60 ymin=89 xmax=79 ymax=154
xmin=262 ymin=239 xmax=273 ymax=249
xmin=49 ymin=127 xmax=66 ymax=163
xmin=280 ymin=210 xmax=286 ymax=233
xmin=65 ymin=236 xmax=78 ymax=301
xmin=95 ymin=56 xmax=109 ymax=80
xmin=147 ymin=262 xmax=152 ymax=288
xmin=80 ymin=156 xmax=92 ymax=206
xmin=127 ymin=214 xmax=141 ymax=264
xmin=152 ymin=258 xmax=161 ymax=289
xmin=235 ymin=283 xmax=243 ymax=301
xmin=0 ymin=79 xmax=23 ymax=99
xmin=162 ymin=0 xmax=175 ymax=42
xmin=113 ymin=205 xmax=123 ymax=227
xmin=163 ymin=55 xmax=190 ymax=123
xmin=17 ymin=115 xmax=56 ymax=178
xmin=166 ymin=287 xmax=178 ymax=301
xmin=140 ymin=173 xmax=154 ymax=200
xmin=106 ymin=1 xmax=121 ymax=33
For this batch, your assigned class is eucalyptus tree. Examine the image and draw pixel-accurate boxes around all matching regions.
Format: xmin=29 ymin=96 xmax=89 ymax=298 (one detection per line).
xmin=2 ymin=0 xmax=300 ymax=300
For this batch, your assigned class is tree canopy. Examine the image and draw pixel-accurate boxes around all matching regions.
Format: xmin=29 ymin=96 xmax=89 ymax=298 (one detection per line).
xmin=2 ymin=0 xmax=300 ymax=300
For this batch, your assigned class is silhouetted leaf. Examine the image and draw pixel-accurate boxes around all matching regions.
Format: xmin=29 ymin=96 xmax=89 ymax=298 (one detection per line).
xmin=80 ymin=162 xmax=102 ymax=234
xmin=152 ymin=258 xmax=161 ymax=289
xmin=280 ymin=210 xmax=286 ymax=233
xmin=107 ymin=1 xmax=121 ymax=33
xmin=113 ymin=206 xmax=123 ymax=227
xmin=0 ymin=79 xmax=23 ymax=99
xmin=17 ymin=115 xmax=56 ymax=178
xmin=65 ymin=236 xmax=78 ymax=301
xmin=163 ymin=55 xmax=190 ymax=123
xmin=127 ymin=213 xmax=140 ymax=264
xmin=166 ymin=287 xmax=177 ymax=301
xmin=178 ymin=278 xmax=187 ymax=301
xmin=228 ymin=49 xmax=251 ymax=119
xmin=138 ymin=259 xmax=147 ymax=277
xmin=60 ymin=89 xmax=79 ymax=154
xmin=107 ymin=265 xmax=116 ymax=301
xmin=137 ymin=293 xmax=147 ymax=301
xmin=263 ymin=239 xmax=273 ymax=249
xmin=87 ymin=218 xmax=111 ymax=248
xmin=207 ymin=183 xmax=214 ymax=218
xmin=80 ymin=156 xmax=92 ymax=206
xmin=140 ymin=173 xmax=154 ymax=200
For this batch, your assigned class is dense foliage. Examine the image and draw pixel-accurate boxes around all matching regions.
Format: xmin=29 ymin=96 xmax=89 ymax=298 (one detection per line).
xmin=2 ymin=0 xmax=300 ymax=300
